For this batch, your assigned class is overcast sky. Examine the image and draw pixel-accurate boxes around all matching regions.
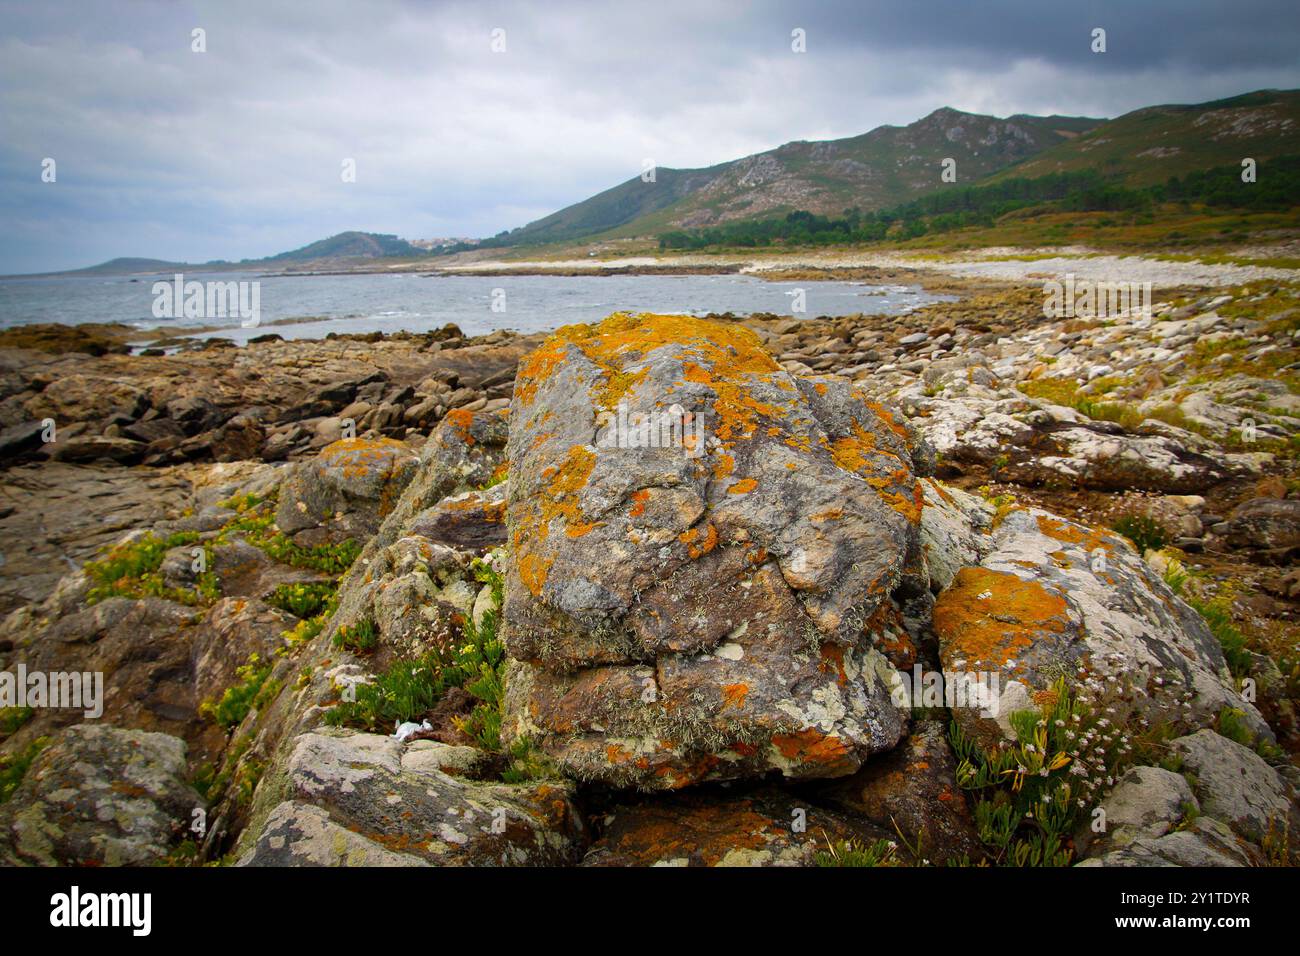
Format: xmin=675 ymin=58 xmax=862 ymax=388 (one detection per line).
xmin=2 ymin=0 xmax=1297 ymax=274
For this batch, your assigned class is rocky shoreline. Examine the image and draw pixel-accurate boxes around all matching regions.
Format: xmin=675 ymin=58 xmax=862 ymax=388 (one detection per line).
xmin=1 ymin=274 xmax=1298 ymax=867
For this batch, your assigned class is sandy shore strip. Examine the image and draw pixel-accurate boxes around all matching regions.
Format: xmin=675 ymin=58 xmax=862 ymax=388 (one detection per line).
xmin=439 ymin=248 xmax=1300 ymax=288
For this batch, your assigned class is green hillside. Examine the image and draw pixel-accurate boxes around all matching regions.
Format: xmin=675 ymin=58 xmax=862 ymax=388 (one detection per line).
xmin=994 ymin=89 xmax=1300 ymax=186
xmin=504 ymin=108 xmax=1101 ymax=246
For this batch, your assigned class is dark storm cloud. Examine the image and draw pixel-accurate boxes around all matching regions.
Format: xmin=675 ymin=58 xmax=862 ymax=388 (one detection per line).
xmin=1 ymin=0 xmax=1297 ymax=273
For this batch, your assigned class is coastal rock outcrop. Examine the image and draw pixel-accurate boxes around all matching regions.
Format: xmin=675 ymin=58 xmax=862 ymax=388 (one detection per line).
xmin=500 ymin=313 xmax=932 ymax=788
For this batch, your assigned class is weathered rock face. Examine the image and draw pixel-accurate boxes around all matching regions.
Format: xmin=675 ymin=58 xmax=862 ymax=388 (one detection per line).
xmin=581 ymin=786 xmax=893 ymax=867
xmin=917 ymin=478 xmax=994 ymax=593
xmin=237 ymin=730 xmax=585 ymax=866
xmin=816 ymin=718 xmax=985 ymax=863
xmin=1170 ymin=729 xmax=1296 ymax=843
xmin=501 ymin=313 xmax=933 ymax=789
xmin=0 ymin=725 xmax=201 ymax=866
xmin=1074 ymin=765 xmax=1196 ymax=859
xmin=0 ymin=462 xmax=196 ymax=616
xmin=1078 ymin=814 xmax=1260 ymax=867
xmin=933 ymin=506 xmax=1268 ymax=746
xmin=275 ymin=437 xmax=420 ymax=542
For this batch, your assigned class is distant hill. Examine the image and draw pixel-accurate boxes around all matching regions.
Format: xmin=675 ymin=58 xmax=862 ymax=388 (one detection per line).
xmin=19 ymin=231 xmax=428 ymax=278
xmin=258 ymin=231 xmax=422 ymax=263
xmin=499 ymin=109 xmax=1102 ymax=246
xmin=991 ymin=89 xmax=1300 ymax=186
xmin=63 ymin=257 xmax=190 ymax=276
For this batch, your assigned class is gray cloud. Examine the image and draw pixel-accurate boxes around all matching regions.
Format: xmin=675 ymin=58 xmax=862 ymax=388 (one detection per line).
xmin=1 ymin=0 xmax=1297 ymax=273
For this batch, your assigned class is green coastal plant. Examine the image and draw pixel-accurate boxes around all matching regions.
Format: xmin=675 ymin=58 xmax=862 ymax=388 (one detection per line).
xmin=84 ymin=531 xmax=219 ymax=606
xmin=280 ymin=590 xmax=335 ymax=642
xmin=1215 ymin=706 xmax=1285 ymax=763
xmin=949 ymin=675 xmax=1173 ymax=867
xmin=815 ymin=836 xmax=901 ymax=867
xmin=200 ymin=654 xmax=274 ymax=729
xmin=1187 ymin=596 xmax=1251 ymax=678
xmin=0 ymin=707 xmax=34 ymax=737
xmin=268 ymin=581 xmax=337 ymax=619
xmin=322 ymin=553 xmax=541 ymax=779
xmin=0 ymin=737 xmax=50 ymax=803
xmin=1111 ymin=514 xmax=1169 ymax=553
xmin=333 ymin=617 xmax=379 ymax=654
xmin=216 ymin=495 xmax=361 ymax=575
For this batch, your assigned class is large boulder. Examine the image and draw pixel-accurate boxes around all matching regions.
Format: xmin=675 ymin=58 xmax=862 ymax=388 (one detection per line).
xmin=933 ymin=506 xmax=1268 ymax=746
xmin=0 ymin=725 xmax=201 ymax=866
xmin=501 ymin=313 xmax=933 ymax=789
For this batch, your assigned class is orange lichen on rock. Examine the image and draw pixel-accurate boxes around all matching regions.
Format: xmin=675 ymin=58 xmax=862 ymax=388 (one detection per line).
xmin=933 ymin=567 xmax=1071 ymax=669
xmin=683 ymin=360 xmax=782 ymax=445
xmin=628 ymin=488 xmax=650 ymax=518
xmin=540 ymin=444 xmax=599 ymax=537
xmin=515 ymin=313 xmax=793 ymax=471
xmin=818 ymin=643 xmax=847 ymax=686
xmin=712 ymin=453 xmax=735 ymax=480
xmin=925 ymin=477 xmax=955 ymax=506
xmin=720 ymin=683 xmax=749 ymax=711
xmin=519 ymin=553 xmax=554 ymax=596
xmin=513 ymin=328 xmax=589 ymax=406
xmin=727 ymin=477 xmax=758 ymax=495
xmin=595 ymin=366 xmax=648 ymax=410
xmin=1035 ymin=514 xmax=1116 ymax=552
xmin=828 ymin=420 xmax=879 ymax=474
xmin=444 ymin=407 xmax=477 ymax=445
xmin=771 ymin=728 xmax=853 ymax=770
xmin=605 ymin=743 xmax=635 ymax=765
xmin=679 ymin=522 xmax=719 ymax=559
xmin=864 ymin=399 xmax=911 ymax=441
xmin=320 ymin=437 xmax=409 ymax=480
xmin=879 ymin=483 xmax=924 ymax=525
